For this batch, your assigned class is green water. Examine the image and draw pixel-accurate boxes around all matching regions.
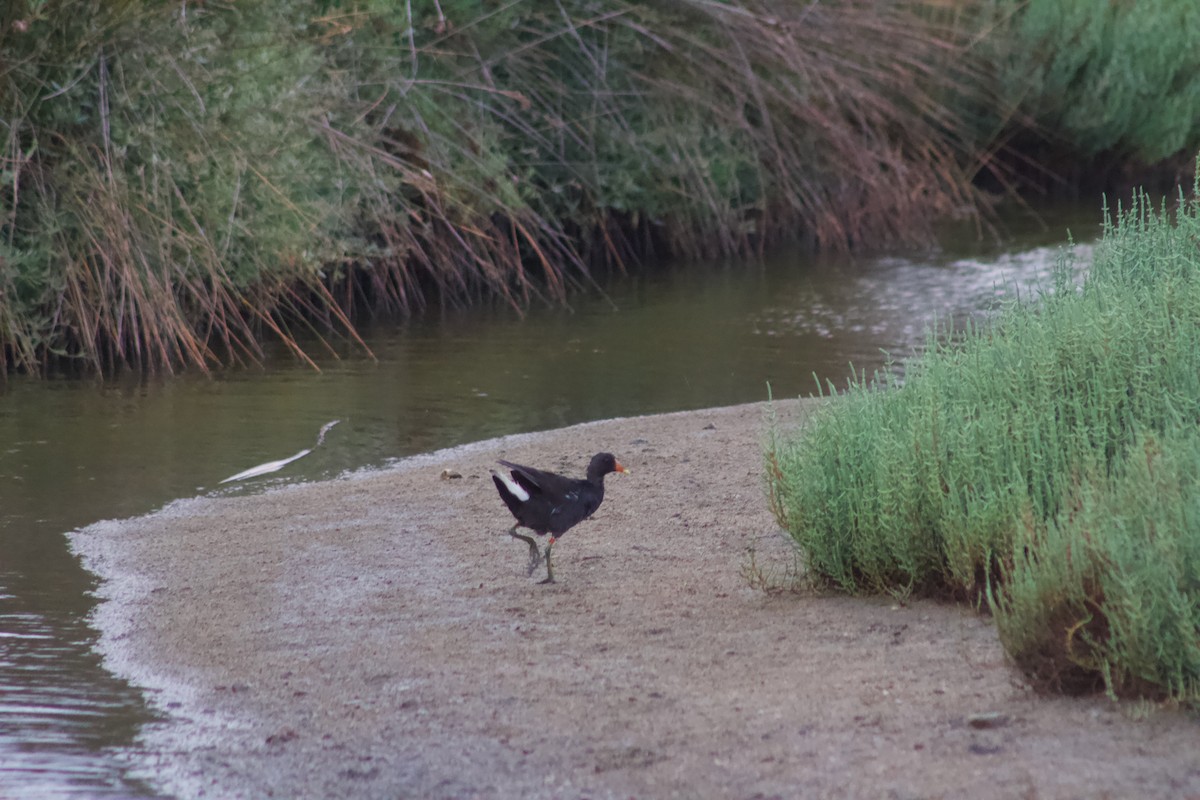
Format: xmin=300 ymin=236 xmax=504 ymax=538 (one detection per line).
xmin=0 ymin=204 xmax=1101 ymax=796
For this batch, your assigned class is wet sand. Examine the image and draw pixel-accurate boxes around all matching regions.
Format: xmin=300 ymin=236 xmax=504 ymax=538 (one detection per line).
xmin=72 ymin=400 xmax=1200 ymax=799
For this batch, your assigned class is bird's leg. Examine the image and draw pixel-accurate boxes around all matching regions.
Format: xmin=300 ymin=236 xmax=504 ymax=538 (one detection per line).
xmin=508 ymin=525 xmax=541 ymax=576
xmin=538 ymin=538 xmax=556 ymax=585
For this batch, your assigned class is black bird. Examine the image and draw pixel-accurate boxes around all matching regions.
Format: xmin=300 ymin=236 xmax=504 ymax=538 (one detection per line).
xmin=491 ymin=452 xmax=627 ymax=583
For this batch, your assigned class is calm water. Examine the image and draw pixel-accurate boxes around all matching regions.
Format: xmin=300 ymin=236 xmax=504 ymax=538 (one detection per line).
xmin=0 ymin=205 xmax=1100 ymax=796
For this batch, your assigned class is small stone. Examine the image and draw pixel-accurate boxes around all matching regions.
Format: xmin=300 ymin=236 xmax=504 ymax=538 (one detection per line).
xmin=967 ymin=712 xmax=1010 ymax=729
xmin=266 ymin=727 xmax=299 ymax=746
xmin=440 ymin=468 xmax=462 ymax=480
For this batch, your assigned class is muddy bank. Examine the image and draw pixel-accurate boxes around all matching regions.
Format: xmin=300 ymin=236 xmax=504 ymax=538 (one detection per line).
xmin=72 ymin=400 xmax=1200 ymax=799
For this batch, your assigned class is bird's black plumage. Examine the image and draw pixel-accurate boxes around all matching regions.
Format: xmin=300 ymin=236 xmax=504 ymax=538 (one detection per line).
xmin=491 ymin=452 xmax=626 ymax=583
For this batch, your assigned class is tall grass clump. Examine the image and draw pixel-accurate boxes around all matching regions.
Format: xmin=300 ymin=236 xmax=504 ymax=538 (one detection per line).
xmin=1 ymin=1 xmax=360 ymax=373
xmin=2 ymin=0 xmax=986 ymax=374
xmin=766 ymin=184 xmax=1200 ymax=702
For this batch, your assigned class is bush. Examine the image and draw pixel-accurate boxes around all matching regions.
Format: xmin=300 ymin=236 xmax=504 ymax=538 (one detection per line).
xmin=1 ymin=2 xmax=351 ymax=372
xmin=766 ymin=183 xmax=1200 ymax=702
xmin=988 ymin=0 xmax=1200 ymax=162
xmin=992 ymin=431 xmax=1200 ymax=703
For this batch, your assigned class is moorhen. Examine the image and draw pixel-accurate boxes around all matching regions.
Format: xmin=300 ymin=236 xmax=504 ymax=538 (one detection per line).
xmin=490 ymin=452 xmax=627 ymax=583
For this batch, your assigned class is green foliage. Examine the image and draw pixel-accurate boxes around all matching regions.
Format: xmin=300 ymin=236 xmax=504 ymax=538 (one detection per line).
xmin=2 ymin=1 xmax=353 ymax=371
xmin=766 ymin=183 xmax=1200 ymax=701
xmin=989 ymin=0 xmax=1200 ymax=161
xmin=994 ymin=431 xmax=1200 ymax=703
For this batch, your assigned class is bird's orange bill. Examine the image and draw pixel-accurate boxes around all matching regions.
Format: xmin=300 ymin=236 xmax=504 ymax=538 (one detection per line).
xmin=614 ymin=460 xmax=629 ymax=475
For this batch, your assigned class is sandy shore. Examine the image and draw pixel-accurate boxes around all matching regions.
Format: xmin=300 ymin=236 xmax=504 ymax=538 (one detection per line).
xmin=72 ymin=400 xmax=1200 ymax=799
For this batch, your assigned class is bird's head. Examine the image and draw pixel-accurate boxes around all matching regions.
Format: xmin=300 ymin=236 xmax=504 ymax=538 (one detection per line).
xmin=589 ymin=452 xmax=629 ymax=481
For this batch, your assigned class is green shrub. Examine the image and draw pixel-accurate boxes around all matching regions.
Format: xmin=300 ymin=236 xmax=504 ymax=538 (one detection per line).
xmin=767 ymin=184 xmax=1200 ymax=701
xmin=988 ymin=0 xmax=1200 ymax=161
xmin=993 ymin=432 xmax=1200 ymax=703
xmin=1 ymin=1 xmax=350 ymax=371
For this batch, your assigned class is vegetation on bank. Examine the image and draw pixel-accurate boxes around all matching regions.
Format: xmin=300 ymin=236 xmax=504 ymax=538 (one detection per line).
xmin=1 ymin=0 xmax=981 ymax=374
xmin=766 ymin=186 xmax=1200 ymax=705
xmin=991 ymin=0 xmax=1200 ymax=165
xmin=4 ymin=0 xmax=1200 ymax=374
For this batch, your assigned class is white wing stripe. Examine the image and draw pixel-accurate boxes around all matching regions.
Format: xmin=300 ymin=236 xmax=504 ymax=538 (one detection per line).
xmin=494 ymin=469 xmax=530 ymax=502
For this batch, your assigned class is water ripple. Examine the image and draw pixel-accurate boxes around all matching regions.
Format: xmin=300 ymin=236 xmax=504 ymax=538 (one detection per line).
xmin=0 ymin=579 xmax=156 ymax=798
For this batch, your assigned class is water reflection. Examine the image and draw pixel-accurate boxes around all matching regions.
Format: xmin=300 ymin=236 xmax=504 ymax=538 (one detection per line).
xmin=0 ymin=203 xmax=1102 ymax=796
xmin=754 ymin=243 xmax=1092 ymax=367
xmin=0 ymin=573 xmax=154 ymax=798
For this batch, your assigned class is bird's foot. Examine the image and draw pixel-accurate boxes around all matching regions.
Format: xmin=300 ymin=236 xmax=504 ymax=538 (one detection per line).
xmin=509 ymin=530 xmax=541 ymax=576
xmin=538 ymin=542 xmax=555 ymax=584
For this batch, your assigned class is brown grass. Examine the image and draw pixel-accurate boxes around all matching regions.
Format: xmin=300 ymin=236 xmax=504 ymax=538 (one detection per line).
xmin=2 ymin=0 xmax=998 ymax=375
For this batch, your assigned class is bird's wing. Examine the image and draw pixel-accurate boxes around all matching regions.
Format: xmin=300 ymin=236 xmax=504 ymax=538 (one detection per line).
xmin=491 ymin=468 xmax=530 ymax=503
xmin=496 ymin=459 xmax=580 ymax=498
